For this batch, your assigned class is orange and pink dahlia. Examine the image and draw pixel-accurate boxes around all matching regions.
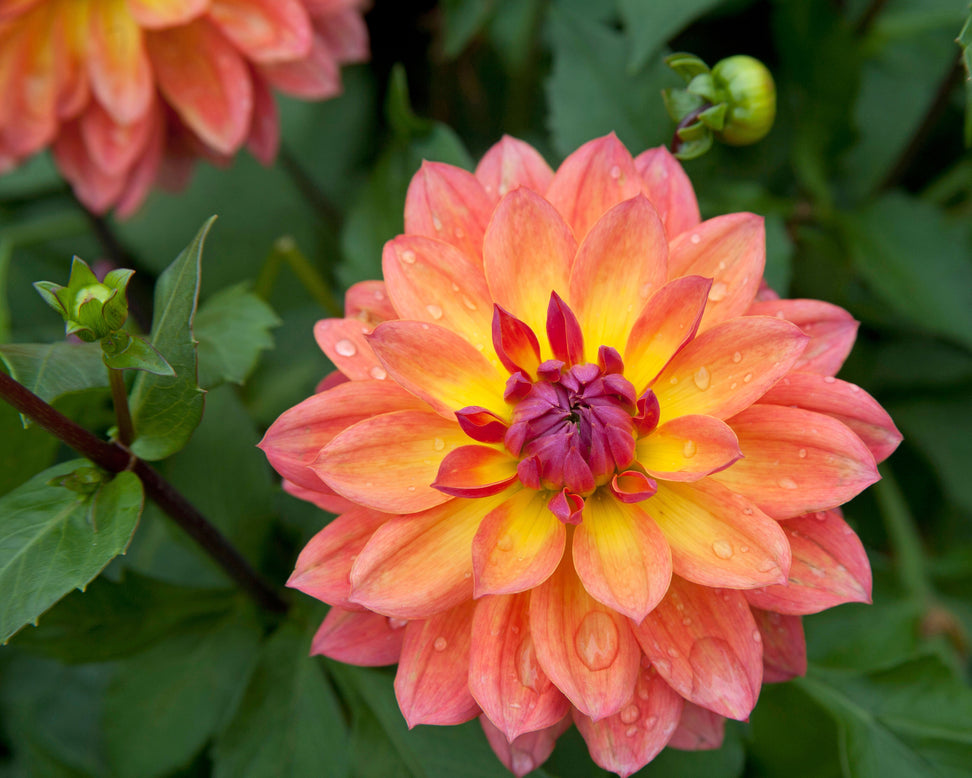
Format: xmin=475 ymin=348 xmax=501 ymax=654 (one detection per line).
xmin=0 ymin=0 xmax=368 ymax=215
xmin=260 ymin=134 xmax=902 ymax=777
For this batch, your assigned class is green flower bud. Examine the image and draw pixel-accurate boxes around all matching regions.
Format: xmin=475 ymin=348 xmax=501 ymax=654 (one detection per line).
xmin=711 ymin=55 xmax=776 ymax=146
xmin=34 ymin=257 xmax=134 ymax=342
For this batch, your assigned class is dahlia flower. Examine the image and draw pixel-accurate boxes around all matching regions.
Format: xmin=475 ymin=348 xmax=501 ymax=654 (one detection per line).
xmin=0 ymin=0 xmax=368 ymax=215
xmin=261 ymin=134 xmax=901 ymax=776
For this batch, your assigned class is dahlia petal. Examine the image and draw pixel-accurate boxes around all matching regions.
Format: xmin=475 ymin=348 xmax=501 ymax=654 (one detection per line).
xmin=545 ymin=134 xmax=642 ymax=242
xmin=649 ymin=480 xmax=791 ymax=589
xmin=404 ymin=161 xmax=492 ymax=263
xmin=636 ymin=414 xmax=742 ymax=482
xmin=492 ymin=305 xmax=542 ymax=378
xmin=744 ymin=509 xmax=873 ymax=615
xmin=259 ymin=379 xmax=426 ymax=491
xmin=433 ymin=445 xmax=519 ymax=498
xmin=368 ymin=321 xmax=508 ymax=417
xmin=344 ymin=280 xmax=398 ymax=324
xmin=633 ymin=578 xmax=763 ymax=720
xmin=652 ymin=316 xmax=808 ymax=423
xmin=349 ymin=493 xmax=509 ymax=619
xmin=572 ymin=493 xmax=672 ymax=622
xmin=258 ymin=30 xmax=340 ymax=98
xmin=114 ymin=102 xmax=166 ymax=217
xmin=313 ymin=317 xmax=387 ymax=381
xmin=246 ymin=70 xmax=279 ymax=165
xmin=475 ymin=135 xmax=554 ymax=203
xmin=310 ymin=607 xmax=405 ymax=666
xmin=634 ymin=146 xmax=701 ymax=240
xmin=1 ymin=8 xmax=57 ymax=157
xmin=281 ymin=478 xmax=355 ymax=514
xmin=311 ymin=7 xmax=369 ymax=64
xmin=759 ymin=373 xmax=902 ymax=463
xmin=751 ymin=609 xmax=807 ymax=683
xmin=483 ymin=188 xmax=577 ymax=342
xmin=395 ymin=601 xmax=480 ymax=727
xmin=472 ymin=489 xmax=565 ymax=597
xmin=546 ymin=292 xmax=585 ymax=366
xmin=569 ymin=195 xmax=669 ymax=359
xmin=287 ymin=506 xmax=388 ymax=606
xmin=52 ymin=121 xmax=127 ymax=214
xmin=667 ymin=701 xmax=725 ymax=751
xmin=623 ymin=276 xmax=710 ymax=393
xmin=470 ymin=593 xmax=571 ymax=740
xmin=574 ymin=662 xmax=684 ymax=778
xmin=313 ymin=409 xmax=467 ymax=514
xmin=125 ymin=0 xmax=209 ymax=28
xmin=382 ymin=235 xmax=493 ymax=352
xmin=480 ymin=715 xmax=571 ymax=778
xmin=208 ymin=0 xmax=313 ymax=62
xmin=710 ymin=405 xmax=879 ymax=518
xmin=668 ymin=213 xmax=765 ymax=331
xmin=51 ymin=2 xmax=91 ymax=120
xmin=530 ymin=556 xmax=641 ymax=720
xmin=79 ymin=96 xmax=154 ymax=176
xmin=88 ymin=0 xmax=153 ymax=124
xmin=747 ymin=299 xmax=858 ymax=376
xmin=145 ymin=19 xmax=253 ymax=154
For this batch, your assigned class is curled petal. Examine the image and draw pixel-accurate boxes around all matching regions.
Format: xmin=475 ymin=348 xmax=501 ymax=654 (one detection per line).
xmin=634 ymin=146 xmax=701 ymax=240
xmin=667 ymin=702 xmax=725 ymax=751
xmin=609 ymin=470 xmax=658 ymax=503
xmin=433 ymin=445 xmax=519 ymax=498
xmin=546 ymin=291 xmax=585 ymax=366
xmin=455 ymin=406 xmax=508 ymax=444
xmin=480 ymin=715 xmax=571 ymax=778
xmin=747 ymin=299 xmax=858 ymax=376
xmin=492 ymin=304 xmax=542 ymax=377
xmin=475 ymin=135 xmax=554 ymax=202
xmin=637 ymin=414 xmax=742 ymax=482
xmin=751 ymin=609 xmax=807 ymax=683
xmin=310 ymin=608 xmax=404 ymax=666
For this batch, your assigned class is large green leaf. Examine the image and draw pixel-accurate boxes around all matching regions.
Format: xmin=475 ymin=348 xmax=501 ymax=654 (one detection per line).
xmin=128 ymin=218 xmax=212 ymax=460
xmin=212 ymin=622 xmax=349 ymax=778
xmin=0 ymin=460 xmax=143 ymax=643
xmin=0 ymin=397 xmax=58 ymax=496
xmin=102 ymin=606 xmax=261 ymax=778
xmin=0 ymin=342 xmax=107 ymax=412
xmin=618 ymin=0 xmax=727 ymax=74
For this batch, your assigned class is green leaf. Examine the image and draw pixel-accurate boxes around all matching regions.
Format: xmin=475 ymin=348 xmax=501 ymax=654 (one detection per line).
xmin=128 ymin=218 xmax=213 ymax=461
xmin=797 ymin=656 xmax=972 ymax=778
xmin=194 ymin=284 xmax=281 ymax=389
xmin=0 ymin=342 xmax=107 ymax=419
xmin=441 ymin=0 xmax=496 ymax=59
xmin=619 ymin=0 xmax=726 ymax=74
xmin=0 ymin=461 xmax=143 ymax=644
xmin=102 ymin=606 xmax=261 ymax=778
xmin=101 ymin=333 xmax=175 ymax=376
xmin=212 ymin=622 xmax=349 ymax=778
xmin=0 ymin=398 xmax=59 ymax=496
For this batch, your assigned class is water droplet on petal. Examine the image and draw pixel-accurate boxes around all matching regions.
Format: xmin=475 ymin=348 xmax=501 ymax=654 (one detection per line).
xmin=693 ymin=366 xmax=711 ymax=391
xmin=740 ymin=545 xmax=750 ymax=553
xmin=401 ymin=250 xmax=416 ymax=264
xmin=712 ymin=539 xmax=734 ymax=559
xmin=620 ymin=704 xmax=639 ymax=724
xmin=625 ymin=725 xmax=638 ymax=737
xmin=497 ymin=534 xmax=514 ymax=551
xmin=654 ymin=658 xmax=671 ymax=676
xmin=798 ymin=448 xmax=807 ymax=458
xmin=432 ymin=437 xmax=445 ymax=451
xmin=388 ymin=617 xmax=407 ymax=630
xmin=643 ymin=715 xmax=658 ymax=730
xmin=461 ymin=295 xmax=478 ymax=311
xmin=752 ymin=629 xmax=762 ymax=642
xmin=778 ymin=476 xmax=798 ymax=490
xmin=432 ymin=216 xmax=443 ymax=231
xmin=708 ymin=281 xmax=728 ymax=301
xmin=823 ymin=375 xmax=836 ymax=383
xmin=609 ymin=165 xmax=622 ymax=179
xmin=669 ymin=376 xmax=679 ymax=385
xmin=682 ymin=617 xmax=692 ymax=626
xmin=574 ymin=612 xmax=619 ymax=671
xmin=369 ymin=366 xmax=387 ymax=380
xmin=515 ymin=638 xmax=544 ymax=692
xmin=743 ymin=372 xmax=753 ymax=383
xmin=690 ymin=233 xmax=701 ymax=244
xmin=334 ymin=339 xmax=356 ymax=357
xmin=683 ymin=439 xmax=698 ymax=458
xmin=433 ymin=636 xmax=448 ymax=651
xmin=667 ymin=647 xmax=678 ymax=658
xmin=426 ymin=304 xmax=443 ymax=320
xmin=454 ymin=226 xmax=465 ymax=239
xmin=511 ymin=753 xmax=534 ymax=776
xmin=732 ymin=351 xmax=742 ymax=363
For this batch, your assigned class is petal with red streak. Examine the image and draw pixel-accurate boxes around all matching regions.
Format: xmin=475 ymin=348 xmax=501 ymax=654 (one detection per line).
xmin=313 ymin=317 xmax=387 ymax=381
xmin=747 ymin=298 xmax=858 ymax=376
xmin=480 ymin=715 xmax=571 ymax=778
xmin=652 ymin=316 xmax=808 ymax=423
xmin=745 ymin=509 xmax=872 ymax=615
xmin=649 ymin=480 xmax=791 ymax=589
xmin=634 ymin=146 xmax=700 ymax=240
xmin=470 ymin=593 xmax=571 ymax=741
xmin=667 ymin=701 xmax=725 ymax=751
xmin=208 ymin=0 xmax=313 ymax=62
xmin=310 ymin=607 xmax=405 ymax=666
xmin=472 ymin=489 xmax=565 ymax=597
xmin=475 ymin=135 xmax=554 ymax=202
xmin=433 ymin=445 xmax=519 ymax=498
xmin=752 ymin=609 xmax=807 ymax=682
xmin=711 ymin=405 xmax=879 ymax=518
xmin=126 ymin=0 xmax=209 ymax=28
xmin=530 ymin=556 xmax=641 ymax=720
xmin=633 ymin=577 xmax=762 ymax=720
xmin=636 ymin=414 xmax=742 ymax=482
xmin=572 ymin=493 xmax=672 ymax=622
xmin=258 ymin=30 xmax=340 ymax=98
xmin=88 ymin=0 xmax=153 ymax=124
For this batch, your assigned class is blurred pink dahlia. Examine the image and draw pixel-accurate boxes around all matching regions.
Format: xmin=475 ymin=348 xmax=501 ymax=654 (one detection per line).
xmin=0 ymin=0 xmax=368 ymax=215
xmin=260 ymin=134 xmax=902 ymax=777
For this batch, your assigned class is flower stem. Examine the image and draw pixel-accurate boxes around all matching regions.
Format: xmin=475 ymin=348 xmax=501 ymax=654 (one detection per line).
xmin=108 ymin=367 xmax=134 ymax=447
xmin=257 ymin=236 xmax=342 ymax=316
xmin=875 ymin=466 xmax=932 ymax=606
xmin=0 ymin=370 xmax=288 ymax=614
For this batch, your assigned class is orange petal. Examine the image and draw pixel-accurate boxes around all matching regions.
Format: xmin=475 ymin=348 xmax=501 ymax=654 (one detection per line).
xmin=652 ymin=316 xmax=808 ymax=423
xmin=258 ymin=29 xmax=339 ymax=98
xmin=752 ymin=609 xmax=806 ymax=683
xmin=0 ymin=6 xmax=57 ymax=156
xmin=381 ymin=235 xmax=494 ymax=354
xmin=125 ymin=0 xmax=208 ymax=28
xmin=744 ymin=509 xmax=872 ymax=615
xmin=480 ymin=715 xmax=571 ymax=778
xmin=208 ymin=0 xmax=312 ymax=62
xmin=344 ymin=280 xmax=397 ymax=324
xmin=404 ymin=161 xmax=493 ymax=263
xmin=287 ymin=506 xmax=388 ymax=606
xmin=433 ymin=445 xmax=519 ymax=498
xmin=368 ymin=320 xmax=508 ymax=416
xmin=574 ymin=662 xmax=684 ymax=778
xmin=711 ymin=405 xmax=879 ymax=518
xmin=759 ymin=372 xmax=901 ymax=464
xmin=349 ymin=492 xmax=509 ymax=619
xmin=79 ymin=96 xmax=154 ymax=176
xmin=313 ymin=317 xmax=387 ymax=382
xmin=259 ymin=379 xmax=426 ymax=491
xmin=310 ymin=607 xmax=405 ymax=666
xmin=529 ymin=556 xmax=641 ymax=720
xmin=88 ymin=0 xmax=153 ymax=124
xmin=545 ymin=133 xmax=642 ymax=242
xmin=114 ymin=100 xmax=166 ymax=217
xmin=475 ymin=135 xmax=554 ymax=203
xmin=649 ymin=480 xmax=790 ymax=589
xmin=622 ymin=275 xmax=710 ymax=394
xmin=634 ymin=146 xmax=700 ymax=241
xmin=312 ymin=6 xmax=369 ymax=64
xmin=52 ymin=120 xmax=127 ymax=213
xmin=483 ymin=188 xmax=577 ymax=342
xmin=51 ymin=0 xmax=91 ymax=121
xmin=469 ymin=593 xmax=571 ymax=741
xmin=313 ymin=410 xmax=466 ymax=513
xmin=747 ymin=298 xmax=858 ymax=375
xmin=568 ymin=195 xmax=668 ymax=359
xmin=282 ymin=478 xmax=355 ymax=514
xmin=246 ymin=68 xmax=279 ymax=164
xmin=145 ymin=18 xmax=253 ymax=154
xmin=636 ymin=414 xmax=742 ymax=482
xmin=667 ymin=701 xmax=725 ymax=751
xmin=632 ymin=577 xmax=763 ymax=720
xmin=395 ymin=601 xmax=480 ymax=727
xmin=572 ymin=492 xmax=672 ymax=622
xmin=668 ymin=213 xmax=765 ymax=331
xmin=472 ymin=489 xmax=565 ymax=597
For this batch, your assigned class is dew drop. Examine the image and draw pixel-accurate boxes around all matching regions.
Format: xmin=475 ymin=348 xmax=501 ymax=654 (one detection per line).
xmin=609 ymin=165 xmax=622 ymax=179
xmin=461 ymin=295 xmax=478 ymax=311
xmin=450 ymin=282 xmax=460 ymax=292
xmin=730 ymin=382 xmax=738 ymax=390
xmin=511 ymin=753 xmax=534 ymax=776
xmin=798 ymin=448 xmax=807 ymax=459
xmin=433 ymin=636 xmax=448 ymax=651
xmin=637 ymin=685 xmax=651 ymax=700
xmin=683 ymin=439 xmax=698 ymax=459
xmin=752 ymin=629 xmax=762 ymax=643
xmin=407 ymin=485 xmax=416 ymax=492
xmin=433 ymin=437 xmax=445 ymax=451
xmin=690 ymin=233 xmax=701 ymax=244
xmin=454 ymin=226 xmax=465 ymax=239
xmin=732 ymin=351 xmax=742 ymax=363
xmin=369 ymin=366 xmax=387 ymax=380
xmin=401 ymin=250 xmax=416 ymax=264
xmin=432 ymin=215 xmax=443 ymax=231
xmin=620 ymin=704 xmax=639 ymax=724
xmin=625 ymin=725 xmax=639 ymax=737
xmin=573 ymin=612 xmax=619 ymax=671
xmin=497 ymin=534 xmax=514 ymax=551
xmin=823 ymin=375 xmax=836 ymax=383
xmin=643 ymin=715 xmax=658 ymax=730
xmin=654 ymin=658 xmax=671 ymax=676
xmin=693 ymin=365 xmax=711 ymax=391
xmin=388 ymin=617 xmax=407 ymax=630
xmin=334 ymin=339 xmax=356 ymax=357
xmin=740 ymin=545 xmax=750 ymax=553
xmin=669 ymin=376 xmax=679 ymax=385
xmin=682 ymin=617 xmax=692 ymax=626
xmin=712 ymin=539 xmax=734 ymax=559
xmin=743 ymin=372 xmax=753 ymax=383
xmin=778 ymin=476 xmax=798 ymax=490
xmin=639 ymin=282 xmax=654 ymax=298
xmin=426 ymin=304 xmax=444 ymax=320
